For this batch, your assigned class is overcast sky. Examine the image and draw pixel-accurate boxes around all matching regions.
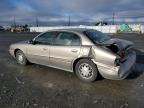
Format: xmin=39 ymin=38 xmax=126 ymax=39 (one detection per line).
xmin=0 ymin=0 xmax=144 ymax=26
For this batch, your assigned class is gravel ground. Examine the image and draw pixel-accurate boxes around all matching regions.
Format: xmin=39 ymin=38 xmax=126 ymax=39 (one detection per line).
xmin=0 ymin=32 xmax=144 ymax=108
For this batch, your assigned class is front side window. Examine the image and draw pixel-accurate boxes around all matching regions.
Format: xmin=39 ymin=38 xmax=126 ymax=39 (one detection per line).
xmin=34 ymin=32 xmax=58 ymax=45
xmin=54 ymin=32 xmax=81 ymax=46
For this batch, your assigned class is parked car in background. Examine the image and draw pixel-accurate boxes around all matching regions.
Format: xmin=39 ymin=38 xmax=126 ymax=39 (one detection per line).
xmin=0 ymin=26 xmax=5 ymax=31
xmin=10 ymin=24 xmax=30 ymax=33
xmin=95 ymin=22 xmax=108 ymax=26
xmin=9 ymin=29 xmax=136 ymax=82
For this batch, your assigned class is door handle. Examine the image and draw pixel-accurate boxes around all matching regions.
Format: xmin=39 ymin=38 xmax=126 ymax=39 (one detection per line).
xmin=71 ymin=49 xmax=78 ymax=53
xmin=43 ymin=48 xmax=47 ymax=51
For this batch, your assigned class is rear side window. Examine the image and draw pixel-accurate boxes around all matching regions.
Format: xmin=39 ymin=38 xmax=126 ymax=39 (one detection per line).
xmin=84 ymin=30 xmax=111 ymax=43
xmin=54 ymin=32 xmax=81 ymax=46
xmin=34 ymin=32 xmax=58 ymax=45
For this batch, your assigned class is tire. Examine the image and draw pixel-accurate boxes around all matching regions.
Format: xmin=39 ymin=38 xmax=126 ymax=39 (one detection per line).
xmin=15 ymin=50 xmax=28 ymax=66
xmin=75 ymin=59 xmax=98 ymax=82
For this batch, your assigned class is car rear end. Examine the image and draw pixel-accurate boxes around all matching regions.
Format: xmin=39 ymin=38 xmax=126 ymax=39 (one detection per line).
xmin=92 ymin=45 xmax=136 ymax=80
xmin=83 ymin=29 xmax=136 ymax=80
xmin=115 ymin=45 xmax=136 ymax=79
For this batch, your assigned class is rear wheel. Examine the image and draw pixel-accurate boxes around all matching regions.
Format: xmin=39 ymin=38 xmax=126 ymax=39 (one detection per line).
xmin=75 ymin=59 xmax=98 ymax=82
xmin=16 ymin=50 xmax=28 ymax=66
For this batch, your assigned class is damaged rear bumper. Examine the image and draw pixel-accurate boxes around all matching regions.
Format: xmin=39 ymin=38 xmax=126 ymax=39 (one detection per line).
xmin=92 ymin=51 xmax=136 ymax=80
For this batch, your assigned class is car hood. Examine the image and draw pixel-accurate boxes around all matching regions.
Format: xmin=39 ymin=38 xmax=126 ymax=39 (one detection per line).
xmin=10 ymin=40 xmax=29 ymax=48
xmin=101 ymin=38 xmax=133 ymax=50
xmin=17 ymin=40 xmax=29 ymax=44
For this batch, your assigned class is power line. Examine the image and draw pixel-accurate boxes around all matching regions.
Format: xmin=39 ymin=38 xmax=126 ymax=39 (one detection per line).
xmin=115 ymin=15 xmax=144 ymax=18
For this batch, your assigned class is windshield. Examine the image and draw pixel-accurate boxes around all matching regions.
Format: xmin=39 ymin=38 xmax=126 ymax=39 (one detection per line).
xmin=84 ymin=30 xmax=111 ymax=43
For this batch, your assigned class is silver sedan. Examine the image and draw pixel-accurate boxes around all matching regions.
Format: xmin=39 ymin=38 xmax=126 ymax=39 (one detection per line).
xmin=9 ymin=29 xmax=136 ymax=82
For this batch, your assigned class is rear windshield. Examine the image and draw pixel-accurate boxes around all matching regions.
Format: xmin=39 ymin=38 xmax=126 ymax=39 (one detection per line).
xmin=84 ymin=30 xmax=111 ymax=43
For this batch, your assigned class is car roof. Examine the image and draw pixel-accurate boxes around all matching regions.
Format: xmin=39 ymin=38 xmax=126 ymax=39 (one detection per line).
xmin=46 ymin=28 xmax=96 ymax=33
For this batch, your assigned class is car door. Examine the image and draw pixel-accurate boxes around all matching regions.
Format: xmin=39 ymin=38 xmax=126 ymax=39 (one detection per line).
xmin=49 ymin=32 xmax=81 ymax=71
xmin=26 ymin=32 xmax=58 ymax=66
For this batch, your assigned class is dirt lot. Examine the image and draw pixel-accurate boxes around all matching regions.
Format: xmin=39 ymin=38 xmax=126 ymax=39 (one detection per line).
xmin=0 ymin=32 xmax=144 ymax=108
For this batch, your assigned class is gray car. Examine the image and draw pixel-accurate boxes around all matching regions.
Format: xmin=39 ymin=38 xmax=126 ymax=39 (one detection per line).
xmin=9 ymin=29 xmax=136 ymax=82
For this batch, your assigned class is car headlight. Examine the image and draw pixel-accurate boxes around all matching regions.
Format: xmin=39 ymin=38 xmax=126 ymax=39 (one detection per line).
xmin=9 ymin=45 xmax=14 ymax=50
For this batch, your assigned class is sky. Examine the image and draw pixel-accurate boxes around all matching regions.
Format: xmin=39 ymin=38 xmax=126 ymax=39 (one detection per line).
xmin=0 ymin=0 xmax=144 ymax=26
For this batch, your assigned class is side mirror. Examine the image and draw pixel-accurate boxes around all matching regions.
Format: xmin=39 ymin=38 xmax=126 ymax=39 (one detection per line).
xmin=29 ymin=40 xmax=35 ymax=45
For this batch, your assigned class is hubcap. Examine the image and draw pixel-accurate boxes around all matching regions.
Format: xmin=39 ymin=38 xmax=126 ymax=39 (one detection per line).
xmin=78 ymin=63 xmax=93 ymax=79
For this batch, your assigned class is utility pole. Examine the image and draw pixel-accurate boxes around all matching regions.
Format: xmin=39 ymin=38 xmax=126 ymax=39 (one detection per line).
xmin=36 ymin=17 xmax=39 ymax=27
xmin=112 ymin=12 xmax=115 ymax=25
xmin=68 ymin=16 xmax=71 ymax=26
xmin=13 ymin=16 xmax=16 ymax=28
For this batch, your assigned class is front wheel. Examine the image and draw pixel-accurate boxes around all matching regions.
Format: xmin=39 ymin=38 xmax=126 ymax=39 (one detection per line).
xmin=75 ymin=59 xmax=98 ymax=82
xmin=16 ymin=50 xmax=28 ymax=66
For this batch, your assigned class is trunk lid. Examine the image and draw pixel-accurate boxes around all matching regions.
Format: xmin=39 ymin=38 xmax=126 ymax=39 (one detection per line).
xmin=100 ymin=38 xmax=134 ymax=59
xmin=102 ymin=38 xmax=133 ymax=50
